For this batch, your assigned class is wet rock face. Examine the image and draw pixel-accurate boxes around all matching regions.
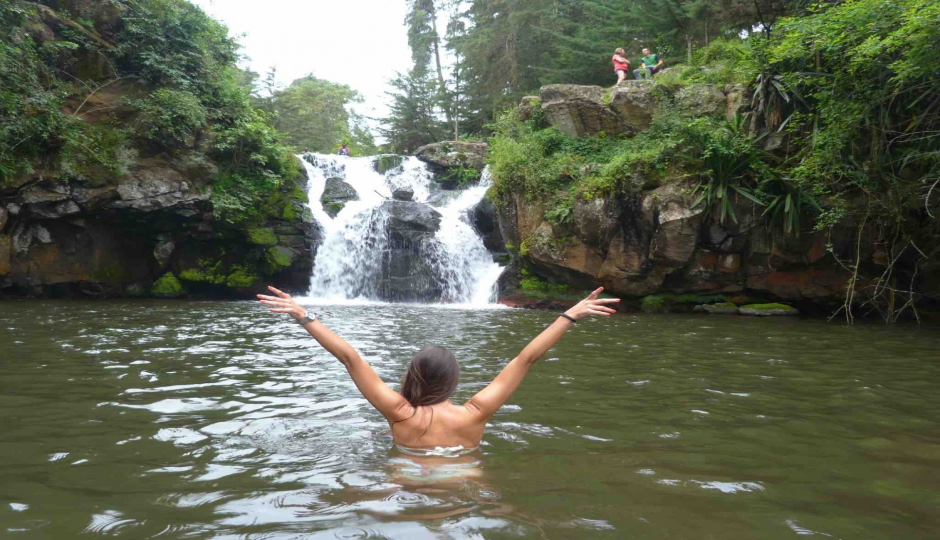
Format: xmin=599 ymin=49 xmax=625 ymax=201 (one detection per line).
xmin=470 ymin=195 xmax=506 ymax=253
xmin=320 ymin=177 xmax=359 ymax=218
xmin=495 ymin=178 xmax=853 ymax=302
xmin=377 ymin=201 xmax=444 ymax=302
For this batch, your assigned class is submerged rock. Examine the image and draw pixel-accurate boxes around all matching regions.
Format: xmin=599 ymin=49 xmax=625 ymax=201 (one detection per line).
xmin=739 ymin=303 xmax=800 ymax=316
xmin=702 ymin=302 xmax=740 ymax=315
xmin=320 ymin=177 xmax=359 ymax=218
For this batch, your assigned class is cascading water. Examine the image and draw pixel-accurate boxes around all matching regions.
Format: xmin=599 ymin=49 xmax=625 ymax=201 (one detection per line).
xmin=298 ymin=154 xmax=504 ymax=305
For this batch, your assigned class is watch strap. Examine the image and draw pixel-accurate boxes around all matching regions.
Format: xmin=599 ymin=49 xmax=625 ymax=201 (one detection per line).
xmin=296 ymin=310 xmax=317 ymax=326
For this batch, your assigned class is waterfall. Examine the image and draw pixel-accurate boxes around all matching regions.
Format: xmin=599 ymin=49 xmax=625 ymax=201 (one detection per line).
xmin=298 ymin=154 xmax=504 ymax=305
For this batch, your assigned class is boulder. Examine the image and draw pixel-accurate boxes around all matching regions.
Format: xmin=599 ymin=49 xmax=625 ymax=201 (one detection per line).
xmin=377 ymin=201 xmax=444 ymax=302
xmin=392 ymin=188 xmax=415 ymax=202
xmin=676 ymin=85 xmax=727 ymax=116
xmin=374 ymin=154 xmax=404 ymax=174
xmin=607 ymin=81 xmax=655 ymax=132
xmin=414 ymin=142 xmax=488 ymax=188
xmin=470 ymin=194 xmax=506 ymax=252
xmin=739 ymin=303 xmax=800 ymax=316
xmin=415 ymin=142 xmax=488 ymax=171
xmin=702 ymin=302 xmax=740 ymax=314
xmin=539 ymin=84 xmax=627 ymax=138
xmin=320 ymin=177 xmax=359 ymax=218
xmin=382 ymin=200 xmax=442 ymax=238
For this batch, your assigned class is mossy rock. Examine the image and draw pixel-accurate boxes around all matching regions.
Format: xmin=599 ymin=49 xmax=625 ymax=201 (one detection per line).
xmin=247 ymin=228 xmax=278 ymax=246
xmin=267 ymin=246 xmax=295 ymax=269
xmin=225 ymin=266 xmax=259 ymax=288
xmin=374 ymin=154 xmax=404 ymax=174
xmin=151 ymin=272 xmax=184 ymax=298
xmin=641 ymin=294 xmax=728 ymax=313
xmin=739 ymin=303 xmax=800 ymax=316
xmin=701 ymin=302 xmax=739 ymax=315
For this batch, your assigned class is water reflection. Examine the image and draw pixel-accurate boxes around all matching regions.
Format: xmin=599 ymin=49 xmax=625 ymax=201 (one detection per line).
xmin=1 ymin=300 xmax=939 ymax=538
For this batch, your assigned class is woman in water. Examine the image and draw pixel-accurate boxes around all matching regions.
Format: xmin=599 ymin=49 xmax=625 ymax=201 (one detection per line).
xmin=256 ymin=286 xmax=619 ymax=451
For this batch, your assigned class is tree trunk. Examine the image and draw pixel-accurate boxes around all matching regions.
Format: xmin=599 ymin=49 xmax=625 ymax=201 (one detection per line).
xmin=428 ymin=3 xmax=454 ymax=136
xmin=686 ymin=34 xmax=693 ymax=64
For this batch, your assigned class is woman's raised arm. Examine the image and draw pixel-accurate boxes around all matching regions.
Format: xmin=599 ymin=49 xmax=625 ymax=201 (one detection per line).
xmin=257 ymin=287 xmax=413 ymax=423
xmin=464 ymin=288 xmax=619 ymax=419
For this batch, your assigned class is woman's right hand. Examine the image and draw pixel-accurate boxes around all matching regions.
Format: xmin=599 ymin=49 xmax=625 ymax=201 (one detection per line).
xmin=257 ymin=286 xmax=306 ymax=320
xmin=564 ymin=287 xmax=620 ymax=321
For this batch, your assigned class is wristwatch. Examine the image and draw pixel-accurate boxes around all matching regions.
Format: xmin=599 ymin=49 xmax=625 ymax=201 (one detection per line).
xmin=296 ymin=309 xmax=317 ymax=326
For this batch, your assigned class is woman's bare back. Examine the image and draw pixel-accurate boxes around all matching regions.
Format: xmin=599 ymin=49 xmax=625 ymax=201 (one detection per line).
xmin=390 ymin=401 xmax=485 ymax=450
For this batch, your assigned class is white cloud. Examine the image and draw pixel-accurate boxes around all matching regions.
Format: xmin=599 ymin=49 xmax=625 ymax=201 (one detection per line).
xmin=190 ymin=0 xmax=413 ymax=123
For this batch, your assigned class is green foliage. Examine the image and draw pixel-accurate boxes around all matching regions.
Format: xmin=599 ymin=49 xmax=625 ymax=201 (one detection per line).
xmin=439 ymin=163 xmax=481 ymax=187
xmin=258 ymin=74 xmax=373 ymax=154
xmin=689 ymin=114 xmax=766 ymax=225
xmin=133 ymin=89 xmax=207 ymax=147
xmin=767 ymin=0 xmax=940 ymax=231
xmin=151 ymin=272 xmax=184 ymax=298
xmin=114 ymin=0 xmax=239 ymax=93
xmin=380 ymin=67 xmax=448 ymax=153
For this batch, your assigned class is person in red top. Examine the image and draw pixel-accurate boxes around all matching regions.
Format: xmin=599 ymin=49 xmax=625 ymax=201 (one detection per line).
xmin=612 ymin=48 xmax=630 ymax=85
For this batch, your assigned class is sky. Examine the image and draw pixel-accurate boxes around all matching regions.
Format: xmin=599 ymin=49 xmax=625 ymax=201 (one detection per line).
xmin=190 ymin=0 xmax=415 ymax=123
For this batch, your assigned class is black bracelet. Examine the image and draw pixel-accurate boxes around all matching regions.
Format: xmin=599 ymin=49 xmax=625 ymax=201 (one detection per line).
xmin=559 ymin=313 xmax=577 ymax=324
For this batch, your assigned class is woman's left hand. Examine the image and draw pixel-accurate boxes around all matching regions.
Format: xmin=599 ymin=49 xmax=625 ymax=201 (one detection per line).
xmin=257 ymin=286 xmax=305 ymax=320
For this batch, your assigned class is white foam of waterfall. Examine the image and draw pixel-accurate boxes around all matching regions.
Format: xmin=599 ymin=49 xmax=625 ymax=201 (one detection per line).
xmin=297 ymin=154 xmax=505 ymax=307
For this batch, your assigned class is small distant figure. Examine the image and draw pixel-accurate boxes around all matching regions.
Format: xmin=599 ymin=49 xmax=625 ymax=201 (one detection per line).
xmin=338 ymin=144 xmax=350 ymax=156
xmin=612 ymin=48 xmax=631 ymax=85
xmin=303 ymin=147 xmax=309 ymax=154
xmin=633 ymin=48 xmax=664 ymax=80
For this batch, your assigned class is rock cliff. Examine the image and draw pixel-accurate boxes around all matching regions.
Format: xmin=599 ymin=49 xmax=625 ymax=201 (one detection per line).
xmin=484 ymin=82 xmax=893 ymax=311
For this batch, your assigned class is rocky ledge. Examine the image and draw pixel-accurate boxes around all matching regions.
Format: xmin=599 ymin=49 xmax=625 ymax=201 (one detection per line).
xmin=0 ymin=157 xmax=317 ymax=299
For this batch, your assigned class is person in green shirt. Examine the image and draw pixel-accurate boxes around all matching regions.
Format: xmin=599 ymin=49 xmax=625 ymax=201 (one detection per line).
xmin=633 ymin=48 xmax=664 ymax=80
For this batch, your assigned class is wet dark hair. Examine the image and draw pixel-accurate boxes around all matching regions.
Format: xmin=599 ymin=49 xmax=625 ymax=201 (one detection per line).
xmin=400 ymin=346 xmax=459 ymax=407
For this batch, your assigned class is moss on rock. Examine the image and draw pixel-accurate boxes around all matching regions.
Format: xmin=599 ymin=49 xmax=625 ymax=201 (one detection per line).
xmin=267 ymin=246 xmax=295 ymax=269
xmin=247 ymin=228 xmax=278 ymax=246
xmin=151 ymin=272 xmax=184 ymax=298
xmin=739 ymin=303 xmax=800 ymax=316
xmin=642 ymin=293 xmax=727 ymax=313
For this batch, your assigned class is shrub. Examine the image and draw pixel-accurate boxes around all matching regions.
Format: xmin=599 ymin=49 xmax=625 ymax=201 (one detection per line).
xmin=134 ymin=89 xmax=207 ymax=147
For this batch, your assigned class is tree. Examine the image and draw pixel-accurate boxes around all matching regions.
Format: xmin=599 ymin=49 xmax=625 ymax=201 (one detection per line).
xmin=259 ymin=75 xmax=371 ymax=154
xmin=380 ymin=68 xmax=448 ymax=153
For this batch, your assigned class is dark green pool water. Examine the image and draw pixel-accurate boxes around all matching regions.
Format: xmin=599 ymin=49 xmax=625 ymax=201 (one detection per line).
xmin=1 ymin=300 xmax=938 ymax=538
